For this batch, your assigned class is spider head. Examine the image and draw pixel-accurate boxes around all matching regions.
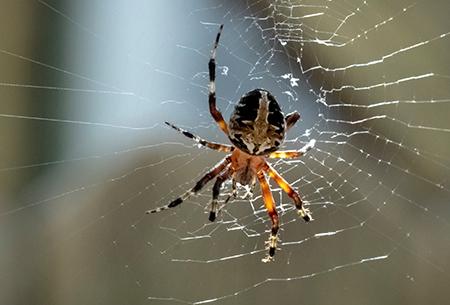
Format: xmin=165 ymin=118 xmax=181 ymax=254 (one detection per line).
xmin=228 ymin=89 xmax=286 ymax=155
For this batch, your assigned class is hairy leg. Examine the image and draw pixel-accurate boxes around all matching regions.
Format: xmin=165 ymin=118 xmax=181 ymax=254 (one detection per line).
xmin=165 ymin=121 xmax=233 ymax=152
xmin=257 ymin=171 xmax=280 ymax=262
xmin=209 ymin=168 xmax=232 ymax=221
xmin=208 ymin=24 xmax=229 ymax=135
xmin=224 ymin=179 xmax=237 ymax=204
xmin=265 ymin=163 xmax=312 ymax=222
xmin=146 ymin=156 xmax=231 ymax=214
xmin=268 ymin=139 xmax=315 ymax=159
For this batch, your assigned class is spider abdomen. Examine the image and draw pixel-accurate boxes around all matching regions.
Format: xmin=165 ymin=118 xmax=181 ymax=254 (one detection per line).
xmin=228 ymin=89 xmax=286 ymax=155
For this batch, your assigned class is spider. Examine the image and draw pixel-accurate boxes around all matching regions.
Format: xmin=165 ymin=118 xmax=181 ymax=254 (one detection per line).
xmin=147 ymin=25 xmax=316 ymax=262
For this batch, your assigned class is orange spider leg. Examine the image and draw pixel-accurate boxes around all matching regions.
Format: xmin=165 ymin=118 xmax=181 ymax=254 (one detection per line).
xmin=265 ymin=163 xmax=312 ymax=222
xmin=208 ymin=24 xmax=229 ymax=135
xmin=268 ymin=150 xmax=304 ymax=159
xmin=268 ymin=139 xmax=316 ymax=159
xmin=257 ymin=171 xmax=280 ymax=262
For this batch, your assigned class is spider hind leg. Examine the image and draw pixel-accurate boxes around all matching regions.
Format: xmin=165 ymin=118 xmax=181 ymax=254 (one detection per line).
xmin=257 ymin=171 xmax=280 ymax=262
xmin=223 ymin=179 xmax=237 ymax=204
xmin=265 ymin=164 xmax=313 ymax=222
xmin=209 ymin=168 xmax=232 ymax=221
xmin=146 ymin=156 xmax=231 ymax=214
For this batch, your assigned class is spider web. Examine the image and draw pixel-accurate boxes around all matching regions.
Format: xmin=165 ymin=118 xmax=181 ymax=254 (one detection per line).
xmin=1 ymin=0 xmax=450 ymax=304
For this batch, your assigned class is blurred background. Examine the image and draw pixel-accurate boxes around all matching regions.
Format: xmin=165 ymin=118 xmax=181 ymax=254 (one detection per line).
xmin=1 ymin=0 xmax=450 ymax=304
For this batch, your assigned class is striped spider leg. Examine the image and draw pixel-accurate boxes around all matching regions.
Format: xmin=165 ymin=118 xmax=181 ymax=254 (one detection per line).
xmin=257 ymin=171 xmax=280 ymax=263
xmin=264 ymin=163 xmax=312 ymax=222
xmin=209 ymin=167 xmax=233 ymax=221
xmin=146 ymin=156 xmax=231 ymax=214
xmin=208 ymin=24 xmax=229 ymax=136
xmin=164 ymin=121 xmax=233 ymax=153
xmin=266 ymin=139 xmax=316 ymax=221
xmin=268 ymin=139 xmax=316 ymax=159
xmin=257 ymin=139 xmax=315 ymax=261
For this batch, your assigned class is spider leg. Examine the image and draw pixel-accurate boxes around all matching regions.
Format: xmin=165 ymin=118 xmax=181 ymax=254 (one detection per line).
xmin=285 ymin=111 xmax=300 ymax=131
xmin=165 ymin=122 xmax=233 ymax=152
xmin=242 ymin=181 xmax=256 ymax=199
xmin=146 ymin=156 xmax=231 ymax=214
xmin=268 ymin=139 xmax=316 ymax=159
xmin=225 ymin=179 xmax=237 ymax=203
xmin=257 ymin=171 xmax=280 ymax=262
xmin=264 ymin=163 xmax=312 ymax=222
xmin=209 ymin=167 xmax=233 ymax=221
xmin=208 ymin=24 xmax=229 ymax=135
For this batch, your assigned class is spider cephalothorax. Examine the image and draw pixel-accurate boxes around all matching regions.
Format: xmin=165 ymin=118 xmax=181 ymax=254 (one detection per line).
xmin=229 ymin=89 xmax=286 ymax=155
xmin=148 ymin=25 xmax=316 ymax=262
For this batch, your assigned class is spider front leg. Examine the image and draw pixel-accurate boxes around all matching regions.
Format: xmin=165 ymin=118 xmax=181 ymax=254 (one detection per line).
xmin=165 ymin=121 xmax=233 ymax=153
xmin=224 ymin=179 xmax=237 ymax=204
xmin=208 ymin=24 xmax=229 ymax=135
xmin=268 ymin=139 xmax=316 ymax=159
xmin=257 ymin=171 xmax=280 ymax=263
xmin=265 ymin=163 xmax=312 ymax=222
xmin=146 ymin=156 xmax=231 ymax=214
